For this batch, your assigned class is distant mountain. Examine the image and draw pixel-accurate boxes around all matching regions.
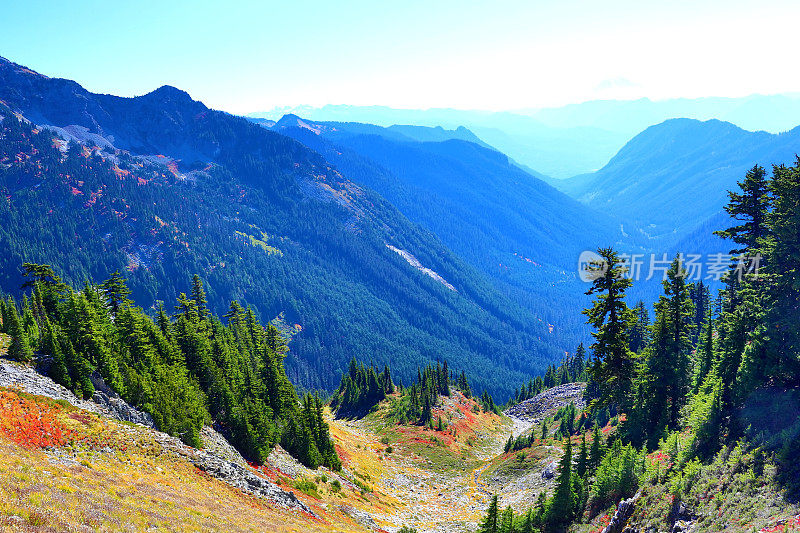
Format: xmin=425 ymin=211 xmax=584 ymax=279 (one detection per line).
xmin=249 ymin=106 xmax=628 ymax=179
xmin=527 ymin=94 xmax=800 ymax=137
xmin=552 ymin=118 xmax=800 ymax=239
xmin=264 ymin=115 xmax=625 ymax=345
xmin=0 ymin=56 xmax=565 ymax=399
xmin=250 ymin=94 xmax=800 ymax=180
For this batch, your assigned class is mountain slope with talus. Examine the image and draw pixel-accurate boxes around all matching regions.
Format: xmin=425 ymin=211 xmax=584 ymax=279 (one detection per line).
xmin=263 ymin=115 xmax=627 ymax=349
xmin=0 ymin=56 xmax=562 ymax=399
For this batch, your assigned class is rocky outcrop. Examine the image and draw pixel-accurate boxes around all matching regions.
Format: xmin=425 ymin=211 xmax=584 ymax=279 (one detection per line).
xmin=0 ymin=358 xmax=310 ymax=514
xmin=668 ymin=500 xmax=696 ymax=533
xmin=504 ymin=382 xmax=587 ymax=424
xmin=602 ymin=491 xmax=640 ymax=533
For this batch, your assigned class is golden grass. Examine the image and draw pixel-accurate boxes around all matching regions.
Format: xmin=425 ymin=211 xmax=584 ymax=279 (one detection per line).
xmin=0 ymin=388 xmax=366 ymax=532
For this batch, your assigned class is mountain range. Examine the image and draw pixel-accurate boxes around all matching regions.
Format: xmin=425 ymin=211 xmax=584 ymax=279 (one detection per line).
xmin=251 ymin=94 xmax=800 ymax=179
xmin=0 ymin=56 xmax=568 ymax=399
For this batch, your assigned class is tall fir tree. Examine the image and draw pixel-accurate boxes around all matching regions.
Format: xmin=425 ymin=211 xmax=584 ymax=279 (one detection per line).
xmin=583 ymin=247 xmax=636 ymax=412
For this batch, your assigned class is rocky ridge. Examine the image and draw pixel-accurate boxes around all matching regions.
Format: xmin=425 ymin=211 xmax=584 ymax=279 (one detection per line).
xmin=0 ymin=358 xmax=310 ymax=514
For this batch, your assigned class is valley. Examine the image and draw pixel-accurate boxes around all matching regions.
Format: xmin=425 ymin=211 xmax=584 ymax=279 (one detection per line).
xmin=1 ymin=13 xmax=800 ymax=530
xmin=0 ymin=348 xmax=579 ymax=532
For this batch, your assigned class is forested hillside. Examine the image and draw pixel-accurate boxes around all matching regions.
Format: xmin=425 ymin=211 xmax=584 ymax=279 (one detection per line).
xmin=266 ymin=117 xmax=624 ymax=346
xmin=475 ymin=160 xmax=800 ymax=532
xmin=0 ymin=265 xmax=339 ymax=468
xmin=0 ymin=57 xmax=564 ymax=399
xmin=553 ymin=118 xmax=800 ymax=240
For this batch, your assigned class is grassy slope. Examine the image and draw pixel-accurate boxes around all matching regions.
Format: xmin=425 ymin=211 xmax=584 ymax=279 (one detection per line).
xmin=0 ymin=387 xmax=373 ymax=532
xmin=0 ymin=382 xmax=512 ymax=532
xmin=3 ymin=377 xmax=796 ymax=532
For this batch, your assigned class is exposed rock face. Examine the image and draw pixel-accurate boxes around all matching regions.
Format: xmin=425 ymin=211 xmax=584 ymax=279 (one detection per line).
xmin=602 ymin=491 xmax=640 ymax=533
xmin=1 ymin=359 xmax=96 ymax=410
xmin=0 ymin=358 xmax=310 ymax=514
xmin=504 ymin=382 xmax=587 ymax=424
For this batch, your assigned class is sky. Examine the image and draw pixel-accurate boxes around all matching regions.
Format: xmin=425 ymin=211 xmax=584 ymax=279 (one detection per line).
xmin=2 ymin=0 xmax=799 ymax=114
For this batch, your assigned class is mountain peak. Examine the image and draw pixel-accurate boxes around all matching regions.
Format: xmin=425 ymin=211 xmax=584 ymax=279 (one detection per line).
xmin=142 ymin=85 xmax=195 ymax=103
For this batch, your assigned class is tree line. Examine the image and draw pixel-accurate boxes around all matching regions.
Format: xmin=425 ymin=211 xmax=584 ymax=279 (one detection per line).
xmin=0 ymin=265 xmax=339 ymax=470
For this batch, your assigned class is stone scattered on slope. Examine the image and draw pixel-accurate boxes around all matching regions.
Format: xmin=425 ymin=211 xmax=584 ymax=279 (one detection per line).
xmin=504 ymin=382 xmax=587 ymax=425
xmin=0 ymin=358 xmax=310 ymax=514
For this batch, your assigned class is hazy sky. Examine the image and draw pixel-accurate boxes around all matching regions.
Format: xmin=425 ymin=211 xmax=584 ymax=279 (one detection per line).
xmin=2 ymin=0 xmax=798 ymax=114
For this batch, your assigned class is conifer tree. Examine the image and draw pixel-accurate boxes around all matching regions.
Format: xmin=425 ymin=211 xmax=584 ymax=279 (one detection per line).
xmin=634 ymin=256 xmax=694 ymax=442
xmin=546 ymin=437 xmax=577 ymax=528
xmin=577 ymin=432 xmax=588 ymax=478
xmin=478 ymin=494 xmax=500 ymax=533
xmin=190 ymin=274 xmax=208 ymax=320
xmin=693 ymin=317 xmax=715 ymax=391
xmin=520 ymin=508 xmax=534 ymax=533
xmin=762 ymin=160 xmax=800 ymax=383
xmin=42 ymin=320 xmax=71 ymax=389
xmin=499 ymin=506 xmax=515 ymax=533
xmin=100 ymin=270 xmax=132 ymax=316
xmin=6 ymin=300 xmax=33 ymax=361
xmin=589 ymin=424 xmax=603 ymax=472
xmin=714 ymin=164 xmax=771 ymax=255
xmin=583 ymin=247 xmax=636 ymax=411
xmin=628 ymin=300 xmax=650 ymax=353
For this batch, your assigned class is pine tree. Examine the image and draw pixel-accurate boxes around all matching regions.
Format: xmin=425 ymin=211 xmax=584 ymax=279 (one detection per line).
xmin=714 ymin=164 xmax=771 ymax=255
xmin=628 ymin=300 xmax=650 ymax=353
xmin=546 ymin=437 xmax=576 ymax=528
xmin=577 ymin=432 xmax=588 ymax=478
xmin=589 ymin=424 xmax=603 ymax=473
xmin=100 ymin=270 xmax=132 ymax=316
xmin=6 ymin=300 xmax=33 ymax=362
xmin=42 ymin=320 xmax=71 ymax=389
xmin=499 ymin=506 xmax=515 ymax=533
xmin=190 ymin=274 xmax=208 ymax=320
xmin=583 ymin=247 xmax=636 ymax=411
xmin=634 ymin=256 xmax=694 ymax=442
xmin=693 ymin=317 xmax=715 ymax=391
xmin=763 ymin=160 xmax=800 ymax=384
xmin=520 ymin=508 xmax=534 ymax=533
xmin=571 ymin=343 xmax=587 ymax=381
xmin=478 ymin=494 xmax=500 ymax=533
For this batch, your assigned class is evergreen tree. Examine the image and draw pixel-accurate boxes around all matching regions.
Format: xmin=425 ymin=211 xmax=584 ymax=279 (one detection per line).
xmin=190 ymin=274 xmax=209 ymax=320
xmin=500 ymin=506 xmax=516 ymax=533
xmin=762 ymin=160 xmax=800 ymax=384
xmin=100 ymin=270 xmax=132 ymax=316
xmin=546 ymin=437 xmax=578 ymax=528
xmin=588 ymin=425 xmax=603 ymax=473
xmin=478 ymin=494 xmax=500 ymax=533
xmin=693 ymin=317 xmax=715 ymax=391
xmin=583 ymin=247 xmax=636 ymax=411
xmin=6 ymin=300 xmax=33 ymax=361
xmin=42 ymin=320 xmax=71 ymax=389
xmin=632 ymin=256 xmax=694 ymax=445
xmin=571 ymin=343 xmax=587 ymax=381
xmin=520 ymin=508 xmax=534 ymax=533
xmin=577 ymin=432 xmax=588 ymax=478
xmin=714 ymin=164 xmax=771 ymax=255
